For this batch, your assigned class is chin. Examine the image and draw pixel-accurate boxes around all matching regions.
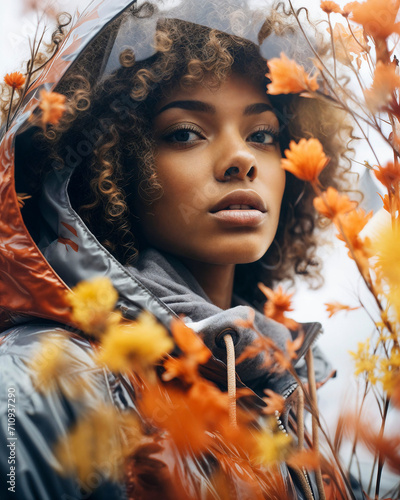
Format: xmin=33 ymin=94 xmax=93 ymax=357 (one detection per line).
xmin=229 ymin=252 xmax=267 ymax=265
xmin=202 ymin=244 xmax=270 ymax=266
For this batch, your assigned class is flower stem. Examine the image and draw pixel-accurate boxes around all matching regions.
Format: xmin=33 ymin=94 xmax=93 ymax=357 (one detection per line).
xmin=6 ymin=87 xmax=15 ymax=131
xmin=306 ymin=348 xmax=326 ymax=500
xmin=374 ymin=397 xmax=390 ymax=499
xmin=327 ymin=15 xmax=337 ymax=80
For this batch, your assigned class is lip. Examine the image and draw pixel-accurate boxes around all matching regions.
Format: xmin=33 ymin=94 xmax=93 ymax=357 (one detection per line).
xmin=211 ymin=209 xmax=266 ymax=226
xmin=209 ymin=190 xmax=267 ymax=227
xmin=210 ymin=190 xmax=267 ymax=214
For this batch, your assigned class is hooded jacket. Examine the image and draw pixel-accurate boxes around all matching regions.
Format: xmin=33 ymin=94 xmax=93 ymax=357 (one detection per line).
xmin=0 ymin=1 xmax=348 ymax=499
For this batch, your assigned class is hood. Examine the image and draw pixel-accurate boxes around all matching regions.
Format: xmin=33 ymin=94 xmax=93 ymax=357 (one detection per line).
xmin=0 ymin=0 xmax=306 ymax=331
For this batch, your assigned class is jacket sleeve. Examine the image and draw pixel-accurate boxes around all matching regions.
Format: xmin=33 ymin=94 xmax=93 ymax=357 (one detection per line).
xmin=0 ymin=323 xmax=127 ymax=500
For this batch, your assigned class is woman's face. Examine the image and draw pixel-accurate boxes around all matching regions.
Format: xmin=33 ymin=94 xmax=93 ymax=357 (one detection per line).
xmin=135 ymin=73 xmax=285 ymax=265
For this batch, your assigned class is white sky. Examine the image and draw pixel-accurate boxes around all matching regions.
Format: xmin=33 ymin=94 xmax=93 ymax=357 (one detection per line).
xmin=0 ymin=0 xmax=397 ymax=491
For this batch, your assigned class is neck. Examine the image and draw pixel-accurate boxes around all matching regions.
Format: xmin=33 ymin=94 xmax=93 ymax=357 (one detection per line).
xmin=180 ymin=258 xmax=235 ymax=310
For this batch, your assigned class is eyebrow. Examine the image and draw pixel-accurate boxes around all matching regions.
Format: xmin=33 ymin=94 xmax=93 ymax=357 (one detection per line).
xmin=156 ymin=100 xmax=274 ymax=116
xmin=156 ymin=100 xmax=215 ymax=115
xmin=243 ymin=103 xmax=274 ymax=115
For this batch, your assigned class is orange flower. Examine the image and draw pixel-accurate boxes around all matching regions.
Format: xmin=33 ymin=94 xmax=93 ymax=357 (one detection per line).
xmin=374 ymin=161 xmax=400 ymax=191
xmin=346 ymin=417 xmax=400 ymax=475
xmin=235 ymin=308 xmax=255 ymax=329
xmin=162 ymin=319 xmax=211 ymax=384
xmin=325 ymin=302 xmax=359 ymax=318
xmin=162 ymin=356 xmax=199 ymax=384
xmin=336 ymin=208 xmax=373 ymax=247
xmin=273 ymin=349 xmax=292 ymax=371
xmin=170 ymin=318 xmax=211 ymax=364
xmin=378 ymin=192 xmax=400 ymax=214
xmin=313 ymin=187 xmax=357 ymax=219
xmin=379 ymin=193 xmax=391 ymax=213
xmin=342 ymin=1 xmax=360 ymax=17
xmin=349 ymin=0 xmax=400 ymax=40
xmin=364 ymin=62 xmax=400 ymax=112
xmin=259 ymin=283 xmax=298 ymax=330
xmin=39 ymin=89 xmax=67 ymax=125
xmin=187 ymin=379 xmax=231 ymax=428
xmin=335 ymin=209 xmax=373 ymax=273
xmin=266 ymin=52 xmax=319 ymax=95
xmin=263 ymin=389 xmax=285 ymax=415
xmin=141 ymin=385 xmax=212 ymax=454
xmin=272 ymin=332 xmax=304 ymax=372
xmin=140 ymin=381 xmax=241 ymax=455
xmin=4 ymin=72 xmax=25 ymax=90
xmin=321 ymin=1 xmax=342 ymax=14
xmin=328 ymin=23 xmax=366 ymax=67
xmin=281 ymin=138 xmax=330 ymax=184
xmin=235 ymin=335 xmax=277 ymax=369
xmin=16 ymin=193 xmax=32 ymax=208
xmin=286 ymin=331 xmax=304 ymax=361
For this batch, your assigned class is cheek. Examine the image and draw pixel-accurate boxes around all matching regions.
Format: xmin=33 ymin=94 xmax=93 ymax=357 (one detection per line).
xmin=277 ymin=173 xmax=286 ymax=206
xmin=259 ymin=163 xmax=286 ymax=209
xmin=142 ymin=166 xmax=200 ymax=232
xmin=154 ymin=155 xmax=212 ymax=212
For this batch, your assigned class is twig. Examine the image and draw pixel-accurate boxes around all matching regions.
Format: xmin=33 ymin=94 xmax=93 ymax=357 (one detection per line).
xmin=327 ymin=14 xmax=337 ymax=80
xmin=374 ymin=397 xmax=390 ymax=499
xmin=306 ymin=348 xmax=326 ymax=500
xmin=5 ymin=87 xmax=15 ymax=131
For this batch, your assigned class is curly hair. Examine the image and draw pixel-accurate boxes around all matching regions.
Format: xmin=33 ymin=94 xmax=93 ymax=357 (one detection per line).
xmin=24 ymin=0 xmax=353 ymax=307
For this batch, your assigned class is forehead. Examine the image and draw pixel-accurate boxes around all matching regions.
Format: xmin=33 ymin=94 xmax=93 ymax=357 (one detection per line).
xmin=158 ymin=73 xmax=274 ymax=113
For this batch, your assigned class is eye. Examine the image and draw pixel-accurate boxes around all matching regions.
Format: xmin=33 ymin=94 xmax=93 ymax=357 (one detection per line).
xmin=248 ymin=128 xmax=279 ymax=146
xmin=163 ymin=125 xmax=204 ymax=144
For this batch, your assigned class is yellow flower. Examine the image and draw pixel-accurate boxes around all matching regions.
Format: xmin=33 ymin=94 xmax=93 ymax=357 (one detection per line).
xmin=98 ymin=312 xmax=174 ymax=373
xmin=372 ymin=223 xmax=400 ymax=320
xmin=55 ymin=404 xmax=140 ymax=483
xmin=252 ymin=424 xmax=292 ymax=466
xmin=67 ymin=277 xmax=119 ymax=336
xmin=29 ymin=333 xmax=98 ymax=398
xmin=28 ymin=333 xmax=70 ymax=392
xmin=373 ymin=224 xmax=400 ymax=287
xmin=349 ymin=338 xmax=379 ymax=384
xmin=380 ymin=349 xmax=400 ymax=396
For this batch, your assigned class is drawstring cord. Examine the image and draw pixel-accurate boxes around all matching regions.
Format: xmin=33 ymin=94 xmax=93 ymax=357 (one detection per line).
xmin=297 ymin=385 xmax=305 ymax=451
xmin=306 ymin=348 xmax=326 ymax=500
xmin=221 ymin=335 xmax=322 ymax=499
xmin=223 ymin=333 xmax=237 ymax=427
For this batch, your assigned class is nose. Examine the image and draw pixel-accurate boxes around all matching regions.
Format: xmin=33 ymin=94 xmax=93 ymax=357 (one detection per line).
xmin=214 ymin=135 xmax=257 ymax=182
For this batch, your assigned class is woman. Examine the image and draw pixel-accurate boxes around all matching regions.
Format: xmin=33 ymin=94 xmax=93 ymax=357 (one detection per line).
xmin=0 ymin=0 xmax=360 ymax=498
